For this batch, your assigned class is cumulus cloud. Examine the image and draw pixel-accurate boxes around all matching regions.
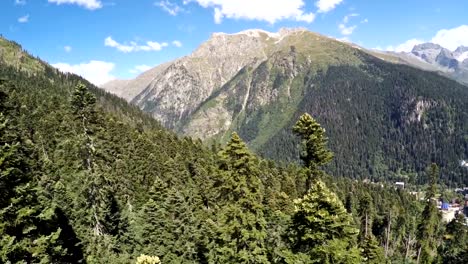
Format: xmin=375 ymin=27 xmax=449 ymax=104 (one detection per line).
xmin=18 ymin=14 xmax=29 ymax=23
xmin=187 ymin=0 xmax=315 ymax=24
xmin=431 ymin=25 xmax=468 ymax=50
xmin=157 ymin=0 xmax=183 ymax=15
xmin=48 ymin=0 xmax=102 ymax=10
xmin=384 ymin=25 xmax=468 ymax=52
xmin=339 ymin=24 xmax=356 ymax=36
xmin=172 ymin=40 xmax=182 ymax=47
xmin=52 ymin=60 xmax=115 ymax=85
xmin=339 ymin=13 xmax=359 ymax=36
xmin=316 ymin=0 xmax=343 ymax=13
xmin=385 ymin=39 xmax=424 ymax=52
xmin=104 ymin=37 xmax=169 ymax=53
xmin=15 ymin=0 xmax=27 ymax=5
xmin=129 ymin=64 xmax=153 ymax=74
xmin=64 ymin=46 xmax=72 ymax=52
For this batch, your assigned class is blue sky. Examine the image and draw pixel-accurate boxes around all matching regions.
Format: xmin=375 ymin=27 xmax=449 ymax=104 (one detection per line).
xmin=1 ymin=0 xmax=468 ymax=85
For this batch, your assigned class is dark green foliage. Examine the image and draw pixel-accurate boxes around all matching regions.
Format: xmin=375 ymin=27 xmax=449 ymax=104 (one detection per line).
xmin=253 ymin=54 xmax=468 ymax=186
xmin=208 ymin=133 xmax=269 ymax=263
xmin=286 ymin=180 xmax=361 ymax=263
xmin=438 ymin=214 xmax=468 ymax=263
xmin=292 ymin=113 xmax=333 ymax=170
xmin=361 ymin=236 xmax=385 ymax=263
xmin=1 ymin=36 xmax=466 ymax=263
xmin=0 ymin=83 xmax=83 ymax=263
xmin=417 ymin=164 xmax=442 ymax=263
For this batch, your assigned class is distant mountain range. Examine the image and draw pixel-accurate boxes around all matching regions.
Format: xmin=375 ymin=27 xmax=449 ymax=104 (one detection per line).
xmin=373 ymin=43 xmax=468 ymax=85
xmin=100 ymin=28 xmax=468 ymax=183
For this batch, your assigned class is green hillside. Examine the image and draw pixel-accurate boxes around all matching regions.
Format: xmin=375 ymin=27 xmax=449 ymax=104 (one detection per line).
xmin=185 ymin=38 xmax=468 ymax=186
xmin=0 ymin=36 xmax=467 ymax=263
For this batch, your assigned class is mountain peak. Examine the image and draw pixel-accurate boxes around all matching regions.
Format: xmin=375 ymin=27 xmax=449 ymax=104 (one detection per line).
xmin=211 ymin=27 xmax=308 ymax=39
xmin=411 ymin=42 xmax=442 ymax=52
xmin=454 ymin=46 xmax=468 ymax=53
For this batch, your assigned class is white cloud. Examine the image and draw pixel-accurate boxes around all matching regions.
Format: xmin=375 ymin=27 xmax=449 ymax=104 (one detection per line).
xmin=18 ymin=14 xmax=29 ymax=23
xmin=384 ymin=25 xmax=468 ymax=52
xmin=187 ymin=0 xmax=315 ymax=24
xmin=15 ymin=0 xmax=27 ymax=5
xmin=343 ymin=13 xmax=358 ymax=23
xmin=104 ymin=37 xmax=168 ymax=53
xmin=431 ymin=25 xmax=468 ymax=51
xmin=361 ymin=18 xmax=368 ymax=23
xmin=129 ymin=64 xmax=153 ymax=74
xmin=316 ymin=0 xmax=343 ymax=13
xmin=385 ymin=38 xmax=424 ymax=52
xmin=48 ymin=0 xmax=102 ymax=10
xmin=172 ymin=40 xmax=182 ymax=47
xmin=157 ymin=0 xmax=183 ymax=16
xmin=339 ymin=24 xmax=356 ymax=36
xmin=339 ymin=13 xmax=359 ymax=36
xmin=64 ymin=46 xmax=72 ymax=52
xmin=52 ymin=60 xmax=115 ymax=85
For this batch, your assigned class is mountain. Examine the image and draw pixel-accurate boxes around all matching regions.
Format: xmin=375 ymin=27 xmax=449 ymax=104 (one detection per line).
xmin=101 ymin=29 xmax=468 ymax=185
xmin=1 ymin=35 xmax=467 ymax=263
xmin=0 ymin=37 xmax=45 ymax=74
xmin=380 ymin=42 xmax=468 ymax=84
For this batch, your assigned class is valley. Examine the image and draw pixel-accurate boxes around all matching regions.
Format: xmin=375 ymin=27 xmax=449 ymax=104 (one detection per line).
xmin=1 ymin=1 xmax=468 ymax=263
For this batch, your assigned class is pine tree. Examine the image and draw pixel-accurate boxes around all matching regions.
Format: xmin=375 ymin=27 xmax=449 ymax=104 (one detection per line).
xmin=286 ymin=180 xmax=361 ymax=263
xmin=285 ymin=114 xmax=360 ymax=263
xmin=137 ymin=177 xmax=172 ymax=258
xmin=70 ymin=83 xmax=118 ymax=238
xmin=0 ymin=87 xmax=83 ymax=263
xmin=208 ymin=133 xmax=269 ymax=263
xmin=358 ymin=192 xmax=373 ymax=239
xmin=293 ymin=113 xmax=333 ymax=189
xmin=416 ymin=163 xmax=441 ymax=264
xmin=438 ymin=213 xmax=468 ymax=263
xmin=361 ymin=236 xmax=385 ymax=264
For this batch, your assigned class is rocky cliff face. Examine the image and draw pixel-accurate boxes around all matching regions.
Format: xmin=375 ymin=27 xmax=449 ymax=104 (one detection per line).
xmin=129 ymin=28 xmax=315 ymax=129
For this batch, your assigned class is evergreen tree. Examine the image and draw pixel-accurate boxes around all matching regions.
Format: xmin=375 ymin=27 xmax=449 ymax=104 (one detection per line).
xmin=416 ymin=163 xmax=441 ymax=264
xmin=293 ymin=113 xmax=333 ymax=189
xmin=208 ymin=133 xmax=269 ymax=263
xmin=358 ymin=192 xmax=373 ymax=239
xmin=70 ymin=83 xmax=118 ymax=239
xmin=360 ymin=236 xmax=385 ymax=264
xmin=0 ymin=87 xmax=83 ymax=263
xmin=137 ymin=177 xmax=172 ymax=259
xmin=286 ymin=180 xmax=360 ymax=263
xmin=438 ymin=213 xmax=468 ymax=263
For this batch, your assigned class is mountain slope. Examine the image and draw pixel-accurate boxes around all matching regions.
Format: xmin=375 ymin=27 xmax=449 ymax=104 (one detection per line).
xmin=2 ymin=35 xmax=466 ymax=263
xmin=102 ymin=29 xmax=468 ymax=185
xmin=0 ymin=37 xmax=45 ymax=74
xmin=185 ymin=40 xmax=468 ymax=184
xmin=378 ymin=42 xmax=468 ymax=85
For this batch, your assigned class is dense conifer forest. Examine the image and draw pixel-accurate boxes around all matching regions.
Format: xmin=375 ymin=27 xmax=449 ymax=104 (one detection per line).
xmin=0 ymin=39 xmax=467 ymax=263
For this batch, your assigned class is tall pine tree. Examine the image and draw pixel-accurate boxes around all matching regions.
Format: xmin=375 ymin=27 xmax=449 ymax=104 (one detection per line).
xmin=208 ymin=133 xmax=269 ymax=263
xmin=293 ymin=113 xmax=333 ymax=189
xmin=0 ymin=85 xmax=83 ymax=263
xmin=416 ymin=163 xmax=441 ymax=264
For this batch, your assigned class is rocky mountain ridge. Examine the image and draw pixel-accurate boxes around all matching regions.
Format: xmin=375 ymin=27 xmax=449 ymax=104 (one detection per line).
xmin=100 ymin=28 xmax=468 ymax=182
xmin=378 ymin=42 xmax=468 ymax=84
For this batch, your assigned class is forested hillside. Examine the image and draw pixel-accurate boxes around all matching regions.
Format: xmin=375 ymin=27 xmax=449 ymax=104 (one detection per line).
xmin=254 ymin=53 xmax=468 ymax=185
xmin=99 ymin=30 xmax=468 ymax=186
xmin=1 ymin=37 xmax=467 ymax=263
